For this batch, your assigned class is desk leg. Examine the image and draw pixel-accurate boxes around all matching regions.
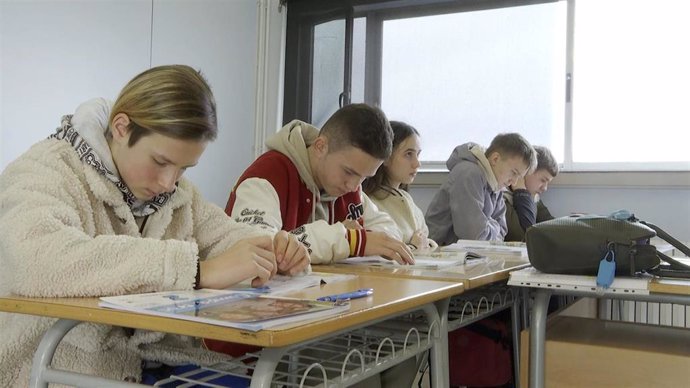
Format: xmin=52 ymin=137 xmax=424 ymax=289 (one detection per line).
xmin=529 ymin=289 xmax=551 ymax=388
xmin=511 ymin=293 xmax=521 ymax=386
xmin=425 ymin=299 xmax=449 ymax=388
xmin=251 ymin=347 xmax=288 ymax=388
xmin=30 ymin=319 xmax=79 ymax=388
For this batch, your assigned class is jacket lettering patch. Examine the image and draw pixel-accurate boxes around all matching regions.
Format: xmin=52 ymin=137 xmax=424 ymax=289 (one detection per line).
xmin=346 ymin=202 xmax=364 ymax=221
xmin=235 ymin=208 xmax=271 ymax=227
xmin=290 ymin=226 xmax=312 ymax=254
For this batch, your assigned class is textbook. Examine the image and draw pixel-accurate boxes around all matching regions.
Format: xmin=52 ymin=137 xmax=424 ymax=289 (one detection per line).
xmin=341 ymin=251 xmax=474 ymax=269
xmin=442 ymin=240 xmax=528 ymax=259
xmin=508 ymin=267 xmax=650 ymax=295
xmin=99 ymin=289 xmax=349 ymax=332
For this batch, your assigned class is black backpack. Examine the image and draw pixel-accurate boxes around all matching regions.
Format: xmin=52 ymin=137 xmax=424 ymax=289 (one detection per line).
xmin=525 ymin=212 xmax=690 ymax=277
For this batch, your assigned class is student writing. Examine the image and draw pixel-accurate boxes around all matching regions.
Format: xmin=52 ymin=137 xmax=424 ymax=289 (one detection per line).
xmin=226 ymin=104 xmax=414 ymax=265
xmin=0 ymin=65 xmax=308 ymax=386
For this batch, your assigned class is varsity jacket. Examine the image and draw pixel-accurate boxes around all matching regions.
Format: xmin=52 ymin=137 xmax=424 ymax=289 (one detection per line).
xmin=227 ymin=120 xmax=401 ymax=264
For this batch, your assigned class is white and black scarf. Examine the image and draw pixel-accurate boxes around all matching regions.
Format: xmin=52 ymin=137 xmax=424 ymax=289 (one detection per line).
xmin=50 ymin=113 xmax=173 ymax=217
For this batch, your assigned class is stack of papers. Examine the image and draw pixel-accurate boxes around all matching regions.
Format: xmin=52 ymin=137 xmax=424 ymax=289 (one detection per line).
xmin=99 ymin=289 xmax=349 ymax=332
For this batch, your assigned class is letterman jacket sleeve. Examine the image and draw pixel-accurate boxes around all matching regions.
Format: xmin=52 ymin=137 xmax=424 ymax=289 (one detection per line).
xmin=231 ymin=178 xmax=351 ymax=264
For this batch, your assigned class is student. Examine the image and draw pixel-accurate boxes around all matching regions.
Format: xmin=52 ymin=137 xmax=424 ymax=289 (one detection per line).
xmin=363 ymin=120 xmax=437 ymax=252
xmin=503 ymin=145 xmax=558 ymax=242
xmin=226 ymin=103 xmax=414 ymax=265
xmin=425 ymin=133 xmax=536 ymax=245
xmin=0 ymin=65 xmax=308 ymax=386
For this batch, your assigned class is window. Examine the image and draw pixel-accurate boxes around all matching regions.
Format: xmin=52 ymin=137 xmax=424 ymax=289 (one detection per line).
xmin=284 ymin=0 xmax=690 ymax=172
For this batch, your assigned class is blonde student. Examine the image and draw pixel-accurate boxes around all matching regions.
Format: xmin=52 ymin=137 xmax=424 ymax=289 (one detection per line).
xmin=0 ymin=65 xmax=308 ymax=386
xmin=363 ymin=121 xmax=438 ymax=252
xmin=425 ymin=133 xmax=537 ymax=244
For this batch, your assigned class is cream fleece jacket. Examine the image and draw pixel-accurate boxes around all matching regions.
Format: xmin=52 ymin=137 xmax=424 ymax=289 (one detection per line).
xmin=0 ymin=131 xmax=269 ymax=385
xmin=369 ymin=187 xmax=438 ymax=251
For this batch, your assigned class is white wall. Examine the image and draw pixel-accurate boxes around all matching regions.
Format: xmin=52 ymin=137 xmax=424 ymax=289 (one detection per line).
xmin=409 ymin=185 xmax=690 ymax=243
xmin=0 ymin=0 xmax=262 ymax=207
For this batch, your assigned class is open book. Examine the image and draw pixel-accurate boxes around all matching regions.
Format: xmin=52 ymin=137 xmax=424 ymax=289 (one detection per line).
xmin=442 ymin=240 xmax=528 ymax=259
xmin=99 ymin=289 xmax=349 ymax=332
xmin=341 ymin=251 xmax=477 ymax=269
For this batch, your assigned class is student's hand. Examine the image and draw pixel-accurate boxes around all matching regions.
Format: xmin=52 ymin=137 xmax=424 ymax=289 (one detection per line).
xmin=273 ymin=230 xmax=310 ymax=275
xmin=364 ymin=231 xmax=415 ymax=265
xmin=410 ymin=230 xmax=428 ymax=251
xmin=342 ymin=219 xmax=363 ymax=230
xmin=200 ymin=236 xmax=277 ymax=289
xmin=510 ymin=176 xmax=527 ymax=191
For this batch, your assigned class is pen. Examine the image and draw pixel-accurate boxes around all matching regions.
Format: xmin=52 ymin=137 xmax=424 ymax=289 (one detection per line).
xmin=317 ymin=288 xmax=374 ymax=302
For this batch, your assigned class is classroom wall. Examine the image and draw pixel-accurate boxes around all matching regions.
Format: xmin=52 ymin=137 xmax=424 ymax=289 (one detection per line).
xmin=409 ymin=186 xmax=690 ymax=242
xmin=0 ymin=0 xmax=260 ymax=207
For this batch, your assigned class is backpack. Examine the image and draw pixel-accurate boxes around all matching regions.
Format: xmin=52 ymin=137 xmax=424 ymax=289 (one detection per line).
xmin=525 ymin=212 xmax=690 ymax=279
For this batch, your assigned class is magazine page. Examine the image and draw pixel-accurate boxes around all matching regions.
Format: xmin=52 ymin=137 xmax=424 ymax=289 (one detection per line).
xmin=99 ymin=289 xmax=349 ymax=332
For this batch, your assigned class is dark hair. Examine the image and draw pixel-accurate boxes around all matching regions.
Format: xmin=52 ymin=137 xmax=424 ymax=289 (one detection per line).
xmin=534 ymin=145 xmax=559 ymax=177
xmin=363 ymin=121 xmax=420 ymax=197
xmin=485 ymin=132 xmax=537 ymax=172
xmin=320 ymin=103 xmax=392 ymax=160
xmin=109 ymin=64 xmax=217 ymax=147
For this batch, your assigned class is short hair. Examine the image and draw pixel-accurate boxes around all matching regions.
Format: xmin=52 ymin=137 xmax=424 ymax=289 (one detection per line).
xmin=108 ymin=64 xmax=217 ymax=147
xmin=320 ymin=103 xmax=393 ymax=160
xmin=485 ymin=132 xmax=537 ymax=173
xmin=363 ymin=121 xmax=419 ymax=196
xmin=534 ymin=145 xmax=559 ymax=177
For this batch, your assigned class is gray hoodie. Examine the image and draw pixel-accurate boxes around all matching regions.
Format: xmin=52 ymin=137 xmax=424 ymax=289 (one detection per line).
xmin=425 ymin=143 xmax=507 ymax=245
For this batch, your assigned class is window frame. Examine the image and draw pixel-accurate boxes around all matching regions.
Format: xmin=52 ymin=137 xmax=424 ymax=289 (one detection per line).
xmin=283 ymin=0 xmax=690 ymax=186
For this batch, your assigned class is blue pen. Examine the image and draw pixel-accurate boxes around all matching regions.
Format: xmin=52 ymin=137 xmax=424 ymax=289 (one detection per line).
xmin=317 ymin=288 xmax=374 ymax=302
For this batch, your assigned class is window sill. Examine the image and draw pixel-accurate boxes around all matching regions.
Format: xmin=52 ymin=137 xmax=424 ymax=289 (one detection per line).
xmin=411 ymin=169 xmax=690 ymax=189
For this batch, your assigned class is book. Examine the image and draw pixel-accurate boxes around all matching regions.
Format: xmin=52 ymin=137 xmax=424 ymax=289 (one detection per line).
xmin=442 ymin=240 xmax=528 ymax=259
xmin=340 ymin=251 xmax=473 ymax=269
xmin=99 ymin=289 xmax=349 ymax=332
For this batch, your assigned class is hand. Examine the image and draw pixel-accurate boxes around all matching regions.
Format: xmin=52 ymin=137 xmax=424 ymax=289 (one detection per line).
xmin=273 ymin=230 xmax=310 ymax=275
xmin=510 ymin=176 xmax=527 ymax=191
xmin=364 ymin=231 xmax=415 ymax=265
xmin=200 ymin=236 xmax=277 ymax=289
xmin=409 ymin=230 xmax=428 ymax=251
xmin=342 ymin=219 xmax=363 ymax=230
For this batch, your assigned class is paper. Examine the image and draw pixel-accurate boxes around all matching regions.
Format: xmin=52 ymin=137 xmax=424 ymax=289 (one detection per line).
xmin=99 ymin=289 xmax=349 ymax=331
xmin=508 ymin=267 xmax=650 ymax=294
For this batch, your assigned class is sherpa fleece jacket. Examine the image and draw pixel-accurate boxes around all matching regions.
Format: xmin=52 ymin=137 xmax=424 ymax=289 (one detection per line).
xmin=369 ymin=186 xmax=438 ymax=251
xmin=0 ymin=139 xmax=269 ymax=386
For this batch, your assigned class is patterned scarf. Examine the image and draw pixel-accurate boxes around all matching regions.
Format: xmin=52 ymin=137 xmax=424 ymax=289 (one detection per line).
xmin=50 ymin=115 xmax=173 ymax=216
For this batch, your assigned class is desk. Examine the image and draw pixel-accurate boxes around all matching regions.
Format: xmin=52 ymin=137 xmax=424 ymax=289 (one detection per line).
xmin=0 ymin=275 xmax=463 ymax=388
xmin=316 ymin=256 xmax=530 ymax=383
xmin=510 ymin=271 xmax=690 ymax=388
